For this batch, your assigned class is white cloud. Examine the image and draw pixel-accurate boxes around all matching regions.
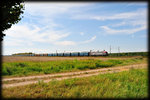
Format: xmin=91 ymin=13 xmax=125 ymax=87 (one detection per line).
xmin=80 ymin=32 xmax=84 ymax=36
xmin=53 ymin=35 xmax=97 ymax=46
xmin=72 ymin=8 xmax=147 ymax=35
xmin=4 ymin=23 xmax=96 ymax=48
xmin=92 ymin=12 xmax=136 ymax=21
xmin=73 ymin=8 xmax=147 ymax=21
xmin=25 ymin=2 xmax=92 ymax=18
xmin=50 ymin=35 xmax=97 ymax=46
xmin=100 ymin=25 xmax=146 ymax=35
xmin=4 ymin=23 xmax=97 ymax=47
xmin=3 ymin=3 xmax=147 ymax=55
xmin=126 ymin=2 xmax=147 ymax=6
xmin=80 ymin=36 xmax=96 ymax=44
xmin=3 ymin=2 xmax=94 ymax=47
xmin=112 ymin=19 xmax=147 ymax=28
xmin=95 ymin=9 xmax=146 ymax=21
xmin=4 ymin=24 xmax=70 ymax=46
xmin=112 ymin=21 xmax=127 ymax=27
xmin=4 ymin=39 xmax=24 ymax=46
xmin=24 ymin=2 xmax=94 ymax=30
xmin=55 ymin=41 xmax=76 ymax=46
xmin=92 ymin=8 xmax=147 ymax=35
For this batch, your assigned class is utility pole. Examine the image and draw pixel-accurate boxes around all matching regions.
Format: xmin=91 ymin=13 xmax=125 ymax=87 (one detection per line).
xmin=110 ymin=45 xmax=111 ymax=55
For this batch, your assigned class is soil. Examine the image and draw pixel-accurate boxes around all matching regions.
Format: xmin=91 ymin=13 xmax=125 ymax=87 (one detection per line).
xmin=2 ymin=56 xmax=143 ymax=63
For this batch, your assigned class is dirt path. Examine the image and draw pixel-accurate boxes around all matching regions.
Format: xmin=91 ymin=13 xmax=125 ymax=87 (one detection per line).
xmin=2 ymin=63 xmax=147 ymax=88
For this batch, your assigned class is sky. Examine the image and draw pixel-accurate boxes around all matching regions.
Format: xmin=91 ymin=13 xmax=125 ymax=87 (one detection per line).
xmin=3 ymin=2 xmax=148 ymax=55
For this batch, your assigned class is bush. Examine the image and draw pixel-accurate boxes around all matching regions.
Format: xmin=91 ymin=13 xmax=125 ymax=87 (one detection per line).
xmin=96 ymin=62 xmax=113 ymax=67
xmin=2 ymin=58 xmax=144 ymax=76
xmin=75 ymin=63 xmax=89 ymax=70
xmin=15 ymin=63 xmax=27 ymax=67
xmin=26 ymin=67 xmax=42 ymax=72
xmin=107 ymin=60 xmax=123 ymax=66
xmin=2 ymin=67 xmax=9 ymax=75
xmin=87 ymin=63 xmax=96 ymax=69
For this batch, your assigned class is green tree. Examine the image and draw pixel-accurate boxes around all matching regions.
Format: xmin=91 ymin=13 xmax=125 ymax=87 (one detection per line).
xmin=0 ymin=0 xmax=25 ymax=41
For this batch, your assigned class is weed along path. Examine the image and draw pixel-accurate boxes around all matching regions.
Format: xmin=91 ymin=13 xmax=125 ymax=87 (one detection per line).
xmin=2 ymin=63 xmax=147 ymax=88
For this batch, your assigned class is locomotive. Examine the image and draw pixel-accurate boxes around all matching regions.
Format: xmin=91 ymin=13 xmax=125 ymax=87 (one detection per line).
xmin=16 ymin=50 xmax=108 ymax=57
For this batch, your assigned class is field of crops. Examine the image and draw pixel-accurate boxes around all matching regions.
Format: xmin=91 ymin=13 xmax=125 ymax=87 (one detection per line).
xmin=2 ymin=56 xmax=146 ymax=77
xmin=2 ymin=68 xmax=148 ymax=98
xmin=2 ymin=56 xmax=148 ymax=99
xmin=3 ymin=56 xmax=142 ymax=63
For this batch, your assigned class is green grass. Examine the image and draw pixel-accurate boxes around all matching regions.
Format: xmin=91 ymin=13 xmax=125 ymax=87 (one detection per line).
xmin=2 ymin=68 xmax=148 ymax=98
xmin=2 ymin=57 xmax=146 ymax=77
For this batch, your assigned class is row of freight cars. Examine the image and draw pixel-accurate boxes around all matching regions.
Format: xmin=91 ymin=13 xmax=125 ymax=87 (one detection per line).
xmin=16 ymin=50 xmax=108 ymax=57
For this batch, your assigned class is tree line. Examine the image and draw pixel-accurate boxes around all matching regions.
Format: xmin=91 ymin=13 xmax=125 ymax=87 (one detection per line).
xmin=109 ymin=52 xmax=147 ymax=57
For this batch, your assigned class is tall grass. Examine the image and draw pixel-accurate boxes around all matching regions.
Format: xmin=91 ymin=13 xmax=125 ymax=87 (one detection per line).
xmin=2 ymin=58 xmax=145 ymax=77
xmin=2 ymin=69 xmax=148 ymax=98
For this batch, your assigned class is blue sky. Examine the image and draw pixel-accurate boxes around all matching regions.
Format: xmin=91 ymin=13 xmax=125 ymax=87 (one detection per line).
xmin=3 ymin=2 xmax=148 ymax=55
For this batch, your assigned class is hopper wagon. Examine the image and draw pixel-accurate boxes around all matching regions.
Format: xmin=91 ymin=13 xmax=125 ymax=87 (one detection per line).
xmin=17 ymin=50 xmax=108 ymax=57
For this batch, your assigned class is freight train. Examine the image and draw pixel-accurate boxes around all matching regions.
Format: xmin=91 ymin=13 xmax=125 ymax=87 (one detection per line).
xmin=15 ymin=50 xmax=108 ymax=57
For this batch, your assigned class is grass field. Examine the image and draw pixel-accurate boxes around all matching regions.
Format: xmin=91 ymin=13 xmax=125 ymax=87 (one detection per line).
xmin=2 ymin=57 xmax=146 ymax=77
xmin=2 ymin=68 xmax=148 ymax=98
